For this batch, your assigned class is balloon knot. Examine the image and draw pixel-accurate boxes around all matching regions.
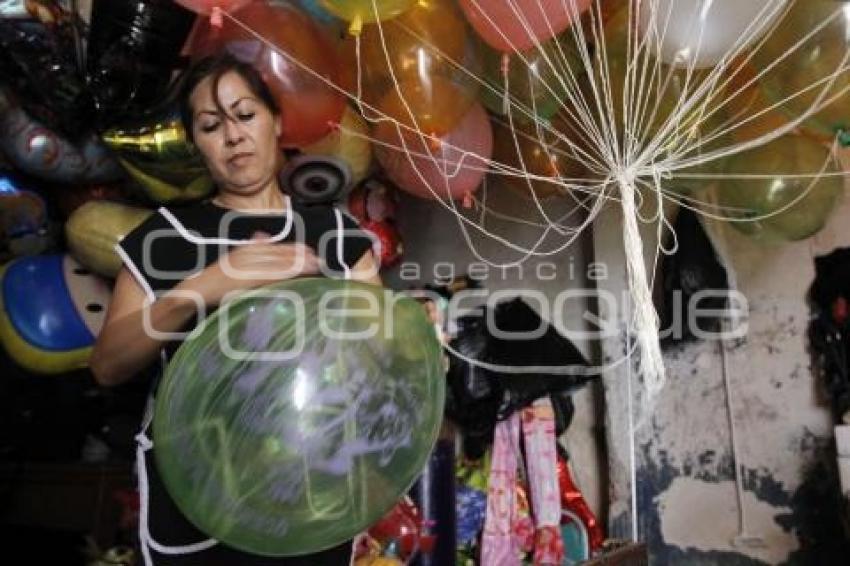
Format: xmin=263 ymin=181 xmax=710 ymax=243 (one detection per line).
xmin=426 ymin=135 xmax=442 ymax=152
xmin=349 ymin=14 xmax=363 ymax=36
xmin=210 ymin=6 xmax=223 ymax=28
xmin=328 ymin=120 xmax=341 ymax=132
xmin=500 ymin=53 xmax=510 ymax=77
xmin=462 ymin=193 xmax=473 ymax=209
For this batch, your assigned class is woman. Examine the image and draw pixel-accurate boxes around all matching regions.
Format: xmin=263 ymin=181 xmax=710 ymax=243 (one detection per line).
xmin=90 ymin=53 xmax=380 ymax=565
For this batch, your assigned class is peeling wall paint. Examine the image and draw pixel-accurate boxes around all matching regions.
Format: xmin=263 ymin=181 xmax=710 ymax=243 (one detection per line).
xmin=594 ymin=173 xmax=850 ymax=564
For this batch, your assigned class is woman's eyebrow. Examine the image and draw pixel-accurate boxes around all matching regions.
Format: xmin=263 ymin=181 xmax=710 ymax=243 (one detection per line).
xmin=195 ymin=97 xmax=257 ymax=117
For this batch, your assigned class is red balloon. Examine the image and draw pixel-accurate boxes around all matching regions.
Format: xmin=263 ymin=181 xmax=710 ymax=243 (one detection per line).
xmin=346 ymin=179 xmax=399 ymax=223
xmin=173 ymin=0 xmax=253 ymax=15
xmin=189 ymin=1 xmax=345 ymax=147
xmin=375 ymin=102 xmax=492 ymax=202
xmin=367 ymin=497 xmax=426 ymax=560
xmin=362 ymin=219 xmax=403 ymax=269
xmin=459 ymin=0 xmax=591 ymax=52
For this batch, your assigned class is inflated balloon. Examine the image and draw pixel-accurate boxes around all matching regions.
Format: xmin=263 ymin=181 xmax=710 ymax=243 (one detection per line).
xmin=366 ymin=497 xmax=427 ymax=560
xmin=491 ymin=117 xmax=586 ymax=199
xmin=713 ymin=63 xmax=792 ymax=145
xmin=302 ymin=107 xmax=373 ymax=186
xmin=0 ymin=15 xmax=94 ymax=138
xmin=375 ymin=101 xmax=492 ymax=202
xmin=459 ymin=0 xmax=590 ymax=52
xmin=65 ymin=201 xmax=153 ymax=278
xmin=288 ymin=0 xmax=343 ymax=29
xmin=755 ymin=0 xmax=850 ymax=142
xmin=189 ymin=0 xmax=345 ymax=147
xmin=0 ymin=177 xmax=47 ymax=259
xmin=344 ymin=0 xmax=475 ymax=118
xmin=376 ymin=76 xmax=475 ymax=140
xmin=638 ymin=0 xmax=788 ymax=69
xmin=320 ymin=0 xmax=416 ymax=34
xmin=362 ymin=219 xmax=403 ymax=268
xmin=347 ymin=179 xmax=399 ymax=223
xmin=600 ymin=5 xmax=712 ymax=143
xmin=173 ymin=0 xmax=253 ymax=15
xmin=481 ymin=33 xmax=581 ymax=122
xmin=87 ymin=0 xmax=196 ymax=130
xmin=101 ymin=109 xmax=214 ymax=203
xmin=0 ymin=254 xmax=111 ymax=374
xmin=715 ymin=135 xmax=844 ymax=241
xmin=0 ymin=88 xmax=123 ymax=184
xmin=153 ymin=278 xmax=445 ymax=556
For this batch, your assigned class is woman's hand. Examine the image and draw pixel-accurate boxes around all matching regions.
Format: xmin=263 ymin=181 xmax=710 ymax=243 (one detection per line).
xmin=182 ymin=232 xmax=321 ymax=307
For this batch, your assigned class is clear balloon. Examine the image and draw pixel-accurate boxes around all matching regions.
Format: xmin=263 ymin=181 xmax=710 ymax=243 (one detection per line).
xmin=302 ymin=107 xmax=373 ymax=186
xmin=638 ymin=0 xmax=788 ymax=69
xmin=173 ymin=0 xmax=253 ymax=15
xmin=459 ymin=0 xmax=590 ymax=52
xmin=320 ymin=0 xmax=416 ymax=34
xmin=153 ymin=278 xmax=445 ymax=556
xmin=189 ymin=0 xmax=346 ymax=148
xmin=374 ymin=101 xmax=492 ymax=202
xmin=375 ymin=76 xmax=474 ymax=140
xmin=714 ymin=135 xmax=843 ymax=241
xmin=340 ymin=0 xmax=477 ymax=135
xmin=491 ymin=117 xmax=586 ymax=199
xmin=600 ymin=5 xmax=712 ymax=143
xmin=755 ymin=0 xmax=850 ymax=142
xmin=481 ymin=33 xmax=582 ymax=123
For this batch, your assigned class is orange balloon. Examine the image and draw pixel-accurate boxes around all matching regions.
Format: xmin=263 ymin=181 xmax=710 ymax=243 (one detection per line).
xmin=337 ymin=0 xmax=477 ymax=132
xmin=375 ymin=76 xmax=473 ymax=138
xmin=189 ymin=1 xmax=346 ymax=148
xmin=491 ymin=116 xmax=586 ymax=199
xmin=359 ymin=0 xmax=467 ymax=88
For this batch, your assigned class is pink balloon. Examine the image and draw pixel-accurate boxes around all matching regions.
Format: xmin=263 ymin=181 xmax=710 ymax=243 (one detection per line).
xmin=375 ymin=102 xmax=493 ymax=202
xmin=459 ymin=0 xmax=591 ymax=52
xmin=173 ymin=0 xmax=253 ymax=15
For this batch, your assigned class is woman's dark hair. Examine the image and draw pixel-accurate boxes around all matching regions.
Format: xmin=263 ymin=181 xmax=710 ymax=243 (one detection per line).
xmin=178 ymin=52 xmax=280 ymax=142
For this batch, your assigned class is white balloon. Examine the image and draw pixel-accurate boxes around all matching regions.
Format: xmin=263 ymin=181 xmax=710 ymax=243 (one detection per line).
xmin=639 ymin=0 xmax=788 ymax=69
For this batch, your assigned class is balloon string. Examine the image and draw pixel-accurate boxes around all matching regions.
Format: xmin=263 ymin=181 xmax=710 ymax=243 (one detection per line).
xmin=618 ymin=174 xmax=665 ymax=397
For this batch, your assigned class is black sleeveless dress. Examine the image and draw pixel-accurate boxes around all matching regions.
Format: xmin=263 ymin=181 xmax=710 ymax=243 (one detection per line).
xmin=116 ymin=196 xmax=373 ymax=565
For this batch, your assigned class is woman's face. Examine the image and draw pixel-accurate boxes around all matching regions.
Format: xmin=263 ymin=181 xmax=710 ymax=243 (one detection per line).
xmin=189 ymin=70 xmax=281 ymax=196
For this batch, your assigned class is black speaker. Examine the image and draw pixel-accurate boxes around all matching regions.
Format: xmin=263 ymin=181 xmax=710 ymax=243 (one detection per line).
xmin=279 ymin=155 xmax=353 ymax=205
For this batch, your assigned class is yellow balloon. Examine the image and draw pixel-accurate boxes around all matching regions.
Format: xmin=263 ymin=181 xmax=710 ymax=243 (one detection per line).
xmin=302 ymin=107 xmax=373 ymax=185
xmin=714 ymin=135 xmax=843 ymax=242
xmin=65 ymin=201 xmax=153 ymax=278
xmin=102 ymin=115 xmax=214 ymax=204
xmin=320 ymin=0 xmax=417 ymax=34
xmin=755 ymin=0 xmax=850 ymax=143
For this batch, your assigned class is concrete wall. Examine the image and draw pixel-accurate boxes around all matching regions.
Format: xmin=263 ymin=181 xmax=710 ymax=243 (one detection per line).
xmin=382 ymin=184 xmax=607 ymax=519
xmin=594 ymin=159 xmax=850 ymax=564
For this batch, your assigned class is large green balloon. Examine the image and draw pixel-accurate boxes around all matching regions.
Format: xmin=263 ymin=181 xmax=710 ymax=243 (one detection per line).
xmin=153 ymin=278 xmax=445 ymax=556
xmin=714 ymin=135 xmax=843 ymax=242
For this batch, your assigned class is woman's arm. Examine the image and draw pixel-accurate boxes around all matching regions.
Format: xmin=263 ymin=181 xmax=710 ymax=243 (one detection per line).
xmin=89 ymin=268 xmax=202 ymax=387
xmin=349 ymin=250 xmax=382 ymax=286
xmin=91 ymin=238 xmax=321 ymax=386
